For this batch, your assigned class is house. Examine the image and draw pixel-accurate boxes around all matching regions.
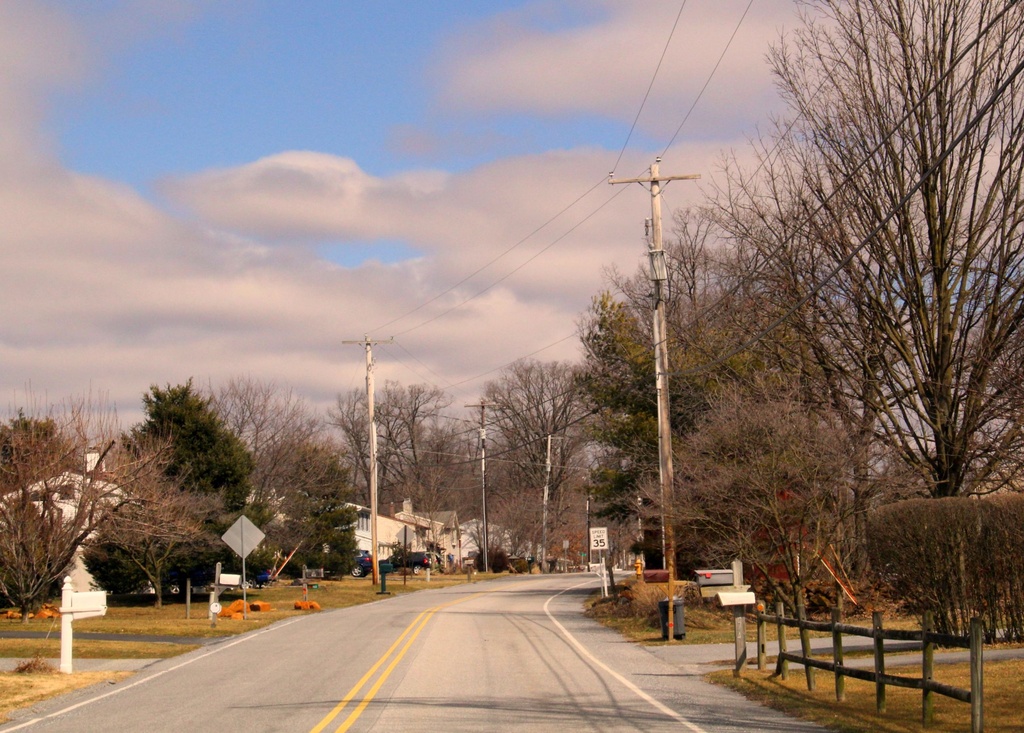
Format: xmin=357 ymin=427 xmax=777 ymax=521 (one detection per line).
xmin=349 ymin=499 xmax=460 ymax=570
xmin=350 ymin=503 xmax=408 ymax=556
xmin=29 ymin=449 xmax=119 ymax=591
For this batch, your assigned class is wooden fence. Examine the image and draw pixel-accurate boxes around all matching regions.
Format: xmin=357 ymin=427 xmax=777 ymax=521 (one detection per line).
xmin=755 ymin=604 xmax=983 ymax=732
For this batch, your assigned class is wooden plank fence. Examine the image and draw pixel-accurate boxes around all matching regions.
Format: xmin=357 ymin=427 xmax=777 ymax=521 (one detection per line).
xmin=755 ymin=604 xmax=983 ymax=732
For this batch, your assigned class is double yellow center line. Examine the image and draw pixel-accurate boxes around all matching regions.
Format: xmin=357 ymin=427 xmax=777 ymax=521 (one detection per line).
xmin=309 ymin=589 xmax=492 ymax=733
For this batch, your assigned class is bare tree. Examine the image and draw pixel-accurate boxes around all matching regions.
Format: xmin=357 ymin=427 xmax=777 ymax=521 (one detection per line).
xmin=483 ymin=360 xmax=592 ymax=564
xmin=0 ymin=397 xmax=157 ymax=619
xmin=86 ymin=440 xmax=209 ymax=608
xmin=716 ymin=0 xmax=1024 ymax=498
xmin=331 ymin=388 xmax=371 ymax=506
xmin=213 ymin=377 xmax=336 ymax=522
xmin=332 ymin=381 xmax=473 ymax=522
xmin=678 ymin=386 xmax=859 ymax=612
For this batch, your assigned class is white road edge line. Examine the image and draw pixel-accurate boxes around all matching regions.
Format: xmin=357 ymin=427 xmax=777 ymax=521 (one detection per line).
xmin=543 ymin=578 xmax=709 ymax=733
xmin=1 ymin=617 xmax=306 ymax=732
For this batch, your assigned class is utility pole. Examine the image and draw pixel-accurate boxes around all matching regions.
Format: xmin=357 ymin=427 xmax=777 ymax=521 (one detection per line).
xmin=610 ymin=158 xmax=698 ymax=641
xmin=344 ymin=335 xmax=392 ymax=585
xmin=465 ymin=400 xmax=491 ymax=572
xmin=541 ymin=434 xmax=552 ymax=573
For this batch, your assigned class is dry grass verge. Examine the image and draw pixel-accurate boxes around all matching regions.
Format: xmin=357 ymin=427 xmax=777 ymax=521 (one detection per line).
xmin=586 ymin=580 xmax=772 ymax=645
xmin=712 ymin=658 xmax=1023 ymax=732
xmin=0 ymin=670 xmax=131 ymax=724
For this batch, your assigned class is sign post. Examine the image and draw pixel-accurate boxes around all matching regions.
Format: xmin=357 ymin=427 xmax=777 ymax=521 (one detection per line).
xmin=590 ymin=527 xmax=609 ymax=597
xmin=222 ymin=515 xmax=265 ymax=620
xmin=398 ymin=525 xmax=413 ymax=586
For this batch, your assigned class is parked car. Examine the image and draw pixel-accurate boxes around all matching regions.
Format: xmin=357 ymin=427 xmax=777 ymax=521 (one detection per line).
xmin=165 ymin=568 xmax=214 ymax=596
xmin=242 ymin=570 xmax=274 ymax=589
xmin=351 ymin=550 xmax=374 ymax=578
xmin=388 ymin=551 xmax=443 ymax=574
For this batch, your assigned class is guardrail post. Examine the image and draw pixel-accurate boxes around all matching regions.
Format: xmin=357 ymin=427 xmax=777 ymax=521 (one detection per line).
xmin=970 ymin=617 xmax=983 ymax=733
xmin=832 ymin=607 xmax=844 ymax=702
xmin=874 ymin=611 xmax=886 ymax=713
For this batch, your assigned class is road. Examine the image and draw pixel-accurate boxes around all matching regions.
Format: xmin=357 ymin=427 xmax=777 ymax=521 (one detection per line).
xmin=1 ymin=574 xmax=824 ymax=732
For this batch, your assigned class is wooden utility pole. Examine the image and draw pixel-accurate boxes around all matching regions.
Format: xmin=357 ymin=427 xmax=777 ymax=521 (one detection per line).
xmin=542 ymin=433 xmax=552 ymax=573
xmin=344 ymin=335 xmax=392 ymax=585
xmin=465 ymin=400 xmax=491 ymax=572
xmin=610 ymin=158 xmax=699 ymax=641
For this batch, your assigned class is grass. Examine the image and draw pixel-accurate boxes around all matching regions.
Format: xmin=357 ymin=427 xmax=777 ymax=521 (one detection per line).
xmin=0 ymin=639 xmax=198 ymax=660
xmin=713 ymin=658 xmax=1023 ymax=732
xmin=0 ymin=670 xmax=132 ymax=723
xmin=1 ymin=572 xmax=482 ymax=641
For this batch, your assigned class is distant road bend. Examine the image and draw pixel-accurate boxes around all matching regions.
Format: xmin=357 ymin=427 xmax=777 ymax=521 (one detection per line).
xmin=2 ymin=574 xmax=824 ymax=732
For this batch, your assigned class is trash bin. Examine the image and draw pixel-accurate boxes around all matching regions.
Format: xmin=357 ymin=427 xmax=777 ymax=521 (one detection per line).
xmin=658 ymin=598 xmax=685 ymax=640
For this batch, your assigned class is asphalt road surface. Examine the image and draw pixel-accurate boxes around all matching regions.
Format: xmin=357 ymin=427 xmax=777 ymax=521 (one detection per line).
xmin=2 ymin=574 xmax=824 ymax=732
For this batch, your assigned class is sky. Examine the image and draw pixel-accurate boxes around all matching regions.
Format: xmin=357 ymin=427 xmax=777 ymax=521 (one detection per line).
xmin=1 ymin=0 xmax=800 ymax=427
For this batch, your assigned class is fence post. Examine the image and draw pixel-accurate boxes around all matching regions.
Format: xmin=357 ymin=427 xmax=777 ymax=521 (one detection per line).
xmin=776 ymin=601 xmax=788 ymax=680
xmin=970 ymin=617 xmax=983 ymax=733
xmin=874 ymin=611 xmax=886 ymax=714
xmin=922 ymin=611 xmax=934 ymax=727
xmin=832 ymin=607 xmax=844 ymax=702
xmin=798 ymin=602 xmax=815 ymax=691
xmin=757 ymin=610 xmax=767 ymax=671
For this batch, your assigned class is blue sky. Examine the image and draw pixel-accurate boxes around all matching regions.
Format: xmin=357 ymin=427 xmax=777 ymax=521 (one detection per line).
xmin=50 ymin=2 xmax=628 ymax=186
xmin=1 ymin=0 xmax=797 ymax=424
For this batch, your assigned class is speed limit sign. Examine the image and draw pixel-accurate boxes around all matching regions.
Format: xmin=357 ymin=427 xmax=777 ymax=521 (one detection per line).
xmin=590 ymin=527 xmax=608 ymax=550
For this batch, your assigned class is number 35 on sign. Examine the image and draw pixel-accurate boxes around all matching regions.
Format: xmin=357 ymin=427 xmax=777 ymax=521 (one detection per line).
xmin=590 ymin=527 xmax=608 ymax=550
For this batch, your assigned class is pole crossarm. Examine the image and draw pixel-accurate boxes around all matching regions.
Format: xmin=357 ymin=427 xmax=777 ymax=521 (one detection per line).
xmin=608 ymin=172 xmax=700 ymax=186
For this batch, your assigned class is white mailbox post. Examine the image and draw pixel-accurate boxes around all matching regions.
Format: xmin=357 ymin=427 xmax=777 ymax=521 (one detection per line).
xmin=59 ymin=576 xmax=107 ymax=674
xmin=718 ymin=590 xmax=756 ymax=678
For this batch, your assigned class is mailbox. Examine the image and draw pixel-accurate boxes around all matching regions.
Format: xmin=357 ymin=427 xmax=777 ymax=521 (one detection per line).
xmin=694 ymin=568 xmax=734 ymax=598
xmin=694 ymin=567 xmax=750 ymax=598
xmin=218 ymin=572 xmax=241 ymax=587
xmin=378 ymin=563 xmax=394 ymax=575
xmin=717 ymin=591 xmax=756 ymax=607
xmin=60 ymin=590 xmax=107 ymax=620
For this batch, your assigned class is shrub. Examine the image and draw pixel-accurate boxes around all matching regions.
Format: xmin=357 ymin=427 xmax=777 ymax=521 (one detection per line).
xmin=868 ymin=495 xmax=1024 ymax=641
xmin=14 ymin=656 xmax=55 ymax=674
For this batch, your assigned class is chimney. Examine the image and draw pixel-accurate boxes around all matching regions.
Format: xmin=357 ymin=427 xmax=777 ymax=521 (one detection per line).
xmin=85 ymin=449 xmax=101 ymax=474
xmin=403 ymin=498 xmax=413 ymax=515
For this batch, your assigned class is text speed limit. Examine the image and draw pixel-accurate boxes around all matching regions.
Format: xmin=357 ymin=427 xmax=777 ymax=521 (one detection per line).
xmin=590 ymin=527 xmax=608 ymax=550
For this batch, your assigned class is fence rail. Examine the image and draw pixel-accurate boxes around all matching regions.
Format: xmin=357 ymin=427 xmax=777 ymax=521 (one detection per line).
xmin=755 ymin=605 xmax=983 ymax=732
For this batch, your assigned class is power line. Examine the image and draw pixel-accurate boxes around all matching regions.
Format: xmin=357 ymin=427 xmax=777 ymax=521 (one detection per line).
xmin=371 ymin=177 xmax=607 ymax=334
xmin=652 ymin=0 xmax=1020 ymax=371
xmin=674 ymin=31 xmax=1024 ymax=378
xmin=392 ymin=184 xmax=630 ymax=337
xmin=611 ymin=1 xmax=688 ymax=174
xmin=364 ymin=1 xmax=769 ymax=395
xmin=660 ymin=0 xmax=753 ymax=156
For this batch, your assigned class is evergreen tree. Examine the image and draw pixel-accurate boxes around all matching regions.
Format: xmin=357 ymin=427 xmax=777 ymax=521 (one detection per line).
xmin=131 ymin=380 xmax=253 ymax=511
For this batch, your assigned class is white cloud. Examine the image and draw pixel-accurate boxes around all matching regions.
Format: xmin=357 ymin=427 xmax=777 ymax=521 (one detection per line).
xmin=434 ymin=0 xmax=793 ymax=141
xmin=0 ymin=1 xmax=792 ymax=426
